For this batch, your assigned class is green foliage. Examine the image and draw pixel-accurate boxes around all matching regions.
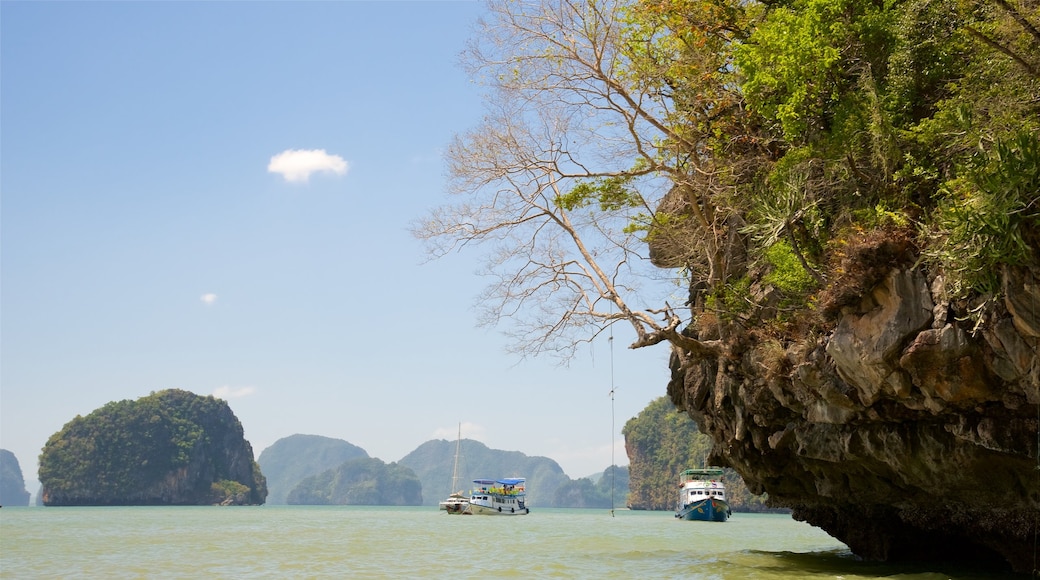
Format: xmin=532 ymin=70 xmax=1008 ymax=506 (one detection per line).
xmin=556 ymin=176 xmax=641 ymax=212
xmin=763 ymin=241 xmax=817 ymax=295
xmin=737 ymin=0 xmax=895 ymax=142
xmin=733 ymin=0 xmax=1040 ymax=310
xmin=743 ymin=157 xmax=832 ymax=295
xmin=619 ymin=0 xmax=754 ymax=148
xmin=882 ymin=0 xmax=966 ymax=127
xmin=705 ymin=276 xmax=752 ymax=319
xmin=850 ymin=202 xmax=911 ymax=230
xmin=210 ymin=480 xmax=250 ymax=504
xmin=926 ymin=131 xmax=1040 ymax=298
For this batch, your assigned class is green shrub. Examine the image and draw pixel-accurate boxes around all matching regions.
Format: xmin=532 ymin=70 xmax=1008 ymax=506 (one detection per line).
xmin=764 ymin=241 xmax=817 ymax=295
xmin=925 ymin=131 xmax=1040 ymax=298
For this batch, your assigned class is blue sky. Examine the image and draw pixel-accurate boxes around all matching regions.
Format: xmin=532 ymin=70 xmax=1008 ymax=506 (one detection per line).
xmin=1 ymin=0 xmax=674 ymax=496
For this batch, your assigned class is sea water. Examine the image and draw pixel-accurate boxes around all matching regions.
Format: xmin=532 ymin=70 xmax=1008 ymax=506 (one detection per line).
xmin=0 ymin=506 xmax=1020 ymax=578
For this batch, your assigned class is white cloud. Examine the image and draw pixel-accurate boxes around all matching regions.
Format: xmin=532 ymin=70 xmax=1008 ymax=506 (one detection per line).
xmin=200 ymin=293 xmax=218 ymax=305
xmin=213 ymin=385 xmax=256 ymax=400
xmin=267 ymin=149 xmax=349 ymax=183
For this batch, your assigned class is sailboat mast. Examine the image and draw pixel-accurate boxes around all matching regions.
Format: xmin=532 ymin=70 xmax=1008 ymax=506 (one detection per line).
xmin=451 ymin=422 xmax=462 ymax=492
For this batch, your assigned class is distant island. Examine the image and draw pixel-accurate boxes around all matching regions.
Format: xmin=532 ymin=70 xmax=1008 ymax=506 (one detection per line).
xmin=38 ymin=389 xmax=266 ymax=506
xmin=287 ymin=457 xmax=422 ymax=505
xmin=257 ymin=434 xmax=368 ymax=504
xmin=260 ymin=399 xmax=779 ymax=513
xmin=259 ymin=433 xmax=625 ymax=508
xmin=0 ymin=449 xmax=31 ymax=506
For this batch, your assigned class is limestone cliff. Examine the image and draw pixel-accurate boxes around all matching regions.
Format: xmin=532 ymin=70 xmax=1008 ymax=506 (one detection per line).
xmin=39 ymin=389 xmax=267 ymax=506
xmin=667 ymin=258 xmax=1040 ymax=573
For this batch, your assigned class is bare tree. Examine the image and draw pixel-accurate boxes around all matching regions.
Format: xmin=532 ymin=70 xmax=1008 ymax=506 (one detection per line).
xmin=413 ymin=0 xmax=753 ymax=361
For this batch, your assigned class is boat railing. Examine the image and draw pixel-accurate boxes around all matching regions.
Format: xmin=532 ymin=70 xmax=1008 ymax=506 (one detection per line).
xmin=679 ymin=468 xmax=725 ymax=485
xmin=477 ymin=486 xmax=525 ymax=496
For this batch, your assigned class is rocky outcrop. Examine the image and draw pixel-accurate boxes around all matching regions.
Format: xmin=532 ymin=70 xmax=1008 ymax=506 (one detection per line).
xmin=668 ymin=265 xmax=1040 ymax=573
xmin=39 ymin=389 xmax=267 ymax=506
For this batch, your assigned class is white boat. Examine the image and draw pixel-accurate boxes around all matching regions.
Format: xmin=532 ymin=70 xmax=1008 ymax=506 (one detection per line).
xmin=440 ymin=491 xmax=469 ymax=513
xmin=440 ymin=424 xmax=470 ymax=514
xmin=674 ymin=467 xmax=730 ymax=522
xmin=461 ymin=478 xmax=529 ymax=515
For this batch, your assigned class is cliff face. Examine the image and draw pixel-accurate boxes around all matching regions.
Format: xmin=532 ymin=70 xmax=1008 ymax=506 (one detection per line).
xmin=669 ymin=264 xmax=1040 ymax=573
xmin=40 ymin=389 xmax=267 ymax=506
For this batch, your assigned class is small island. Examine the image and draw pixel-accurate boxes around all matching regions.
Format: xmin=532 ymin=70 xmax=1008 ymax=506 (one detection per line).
xmin=39 ymin=389 xmax=267 ymax=506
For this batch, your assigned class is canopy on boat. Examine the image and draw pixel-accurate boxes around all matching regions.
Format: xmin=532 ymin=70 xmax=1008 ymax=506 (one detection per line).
xmin=473 ymin=478 xmax=526 ymax=486
xmin=680 ymin=468 xmax=725 ymax=478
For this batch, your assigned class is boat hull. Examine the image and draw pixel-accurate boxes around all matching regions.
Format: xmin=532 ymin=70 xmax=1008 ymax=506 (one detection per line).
xmin=463 ymin=503 xmax=528 ymax=515
xmin=444 ymin=501 xmax=469 ymax=514
xmin=440 ymin=498 xmax=469 ymax=513
xmin=676 ymin=498 xmax=730 ymax=522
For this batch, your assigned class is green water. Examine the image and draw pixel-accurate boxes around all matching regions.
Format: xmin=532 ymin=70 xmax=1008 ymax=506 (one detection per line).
xmin=0 ymin=506 xmax=1019 ymax=578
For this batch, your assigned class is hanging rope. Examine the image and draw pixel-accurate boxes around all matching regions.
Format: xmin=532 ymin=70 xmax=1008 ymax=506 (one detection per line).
xmin=609 ymin=319 xmax=617 ymax=518
xmin=1030 ymin=270 xmax=1039 ymax=579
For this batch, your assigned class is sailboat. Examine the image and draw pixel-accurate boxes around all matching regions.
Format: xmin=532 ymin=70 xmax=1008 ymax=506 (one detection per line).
xmin=439 ymin=423 xmax=469 ymax=513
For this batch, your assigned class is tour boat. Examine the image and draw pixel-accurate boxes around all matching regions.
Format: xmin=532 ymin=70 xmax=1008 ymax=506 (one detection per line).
xmin=461 ymin=478 xmax=529 ymax=515
xmin=675 ymin=468 xmax=730 ymax=522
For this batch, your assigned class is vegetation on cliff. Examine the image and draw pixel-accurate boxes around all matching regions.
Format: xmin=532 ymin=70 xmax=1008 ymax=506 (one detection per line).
xmin=39 ymin=389 xmax=266 ymax=506
xmin=286 ymin=457 xmax=422 ymax=505
xmin=415 ymin=0 xmax=1037 ymax=571
xmin=624 ymin=397 xmax=773 ymax=512
xmin=415 ymin=0 xmax=1037 ymax=359
xmin=0 ymin=449 xmax=31 ymax=506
